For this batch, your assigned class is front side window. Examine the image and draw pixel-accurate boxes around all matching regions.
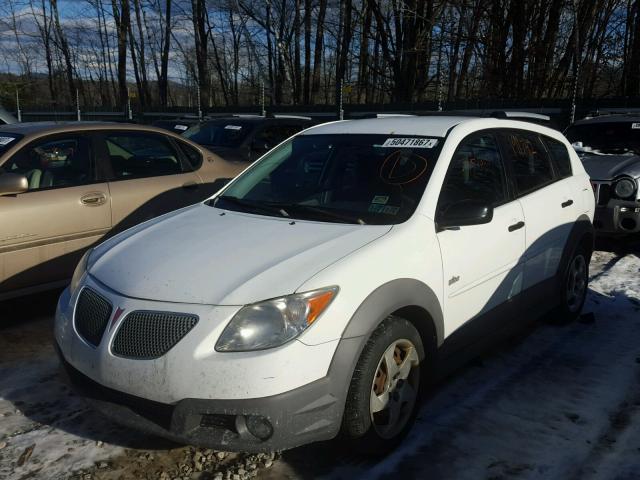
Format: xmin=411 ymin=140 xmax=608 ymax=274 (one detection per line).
xmin=213 ymin=134 xmax=443 ymax=225
xmin=2 ymin=136 xmax=92 ymax=191
xmin=437 ymin=133 xmax=508 ymax=215
xmin=105 ymin=133 xmax=183 ymax=179
xmin=503 ymin=131 xmax=554 ymax=195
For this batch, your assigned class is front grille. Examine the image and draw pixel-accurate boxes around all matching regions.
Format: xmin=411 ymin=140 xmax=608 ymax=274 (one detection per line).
xmin=75 ymin=288 xmax=113 ymax=346
xmin=112 ymin=311 xmax=198 ymax=359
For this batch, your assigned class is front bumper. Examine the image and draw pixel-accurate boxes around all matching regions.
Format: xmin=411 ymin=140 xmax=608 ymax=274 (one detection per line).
xmin=56 ymin=343 xmax=348 ymax=452
xmin=593 ymin=202 xmax=640 ymax=235
xmin=54 ymin=279 xmax=365 ymax=452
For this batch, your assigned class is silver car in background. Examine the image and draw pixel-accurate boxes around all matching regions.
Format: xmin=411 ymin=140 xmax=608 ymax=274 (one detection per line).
xmin=566 ymin=114 xmax=640 ymax=236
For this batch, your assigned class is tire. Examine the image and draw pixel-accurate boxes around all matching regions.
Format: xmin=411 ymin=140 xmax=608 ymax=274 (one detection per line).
xmin=340 ymin=316 xmax=425 ymax=455
xmin=553 ymin=243 xmax=590 ymax=323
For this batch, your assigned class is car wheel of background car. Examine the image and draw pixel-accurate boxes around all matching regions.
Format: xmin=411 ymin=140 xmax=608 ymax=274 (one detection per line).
xmin=340 ymin=316 xmax=425 ymax=455
xmin=553 ymin=244 xmax=590 ymax=324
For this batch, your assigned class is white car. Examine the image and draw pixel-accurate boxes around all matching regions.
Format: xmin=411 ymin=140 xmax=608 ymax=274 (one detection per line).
xmin=55 ymin=116 xmax=595 ymax=454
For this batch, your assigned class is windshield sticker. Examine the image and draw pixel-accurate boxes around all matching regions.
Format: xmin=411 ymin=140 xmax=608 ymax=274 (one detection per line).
xmin=174 ymin=124 xmax=189 ymax=131
xmin=372 ymin=195 xmax=389 ymax=205
xmin=379 ymin=150 xmax=429 ymax=185
xmin=224 ymin=125 xmax=243 ymax=130
xmin=381 ymin=138 xmax=438 ymax=148
xmin=0 ymin=136 xmax=16 ymax=146
xmin=368 ymin=204 xmax=400 ymax=215
xmin=382 ymin=205 xmax=400 ymax=215
xmin=632 ymin=123 xmax=640 ymax=129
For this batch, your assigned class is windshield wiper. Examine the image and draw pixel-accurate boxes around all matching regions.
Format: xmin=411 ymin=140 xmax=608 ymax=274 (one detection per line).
xmin=276 ymin=203 xmax=366 ymax=225
xmin=212 ymin=196 xmax=290 ymax=218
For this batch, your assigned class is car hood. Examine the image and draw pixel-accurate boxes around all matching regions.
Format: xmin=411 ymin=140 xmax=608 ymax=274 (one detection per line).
xmin=580 ymin=154 xmax=640 ymax=180
xmin=89 ymin=204 xmax=391 ymax=305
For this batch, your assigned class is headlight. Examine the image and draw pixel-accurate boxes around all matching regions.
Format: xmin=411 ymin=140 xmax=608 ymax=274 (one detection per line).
xmin=70 ymin=248 xmax=93 ymax=295
xmin=614 ymin=177 xmax=637 ymax=199
xmin=215 ymin=286 xmax=338 ymax=352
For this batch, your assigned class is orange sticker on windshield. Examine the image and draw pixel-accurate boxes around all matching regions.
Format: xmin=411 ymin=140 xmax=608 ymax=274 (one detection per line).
xmin=379 ymin=150 xmax=428 ymax=185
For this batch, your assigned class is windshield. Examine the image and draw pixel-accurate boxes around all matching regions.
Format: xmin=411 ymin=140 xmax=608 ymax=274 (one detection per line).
xmin=211 ymin=134 xmax=443 ymax=225
xmin=0 ymin=133 xmax=22 ymax=156
xmin=565 ymin=122 xmax=640 ymax=155
xmin=183 ymin=121 xmax=252 ymax=148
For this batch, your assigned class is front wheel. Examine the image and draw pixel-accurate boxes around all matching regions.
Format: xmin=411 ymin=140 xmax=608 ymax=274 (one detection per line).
xmin=340 ymin=316 xmax=424 ymax=455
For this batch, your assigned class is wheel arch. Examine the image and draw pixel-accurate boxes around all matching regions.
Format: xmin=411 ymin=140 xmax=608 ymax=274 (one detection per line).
xmin=558 ymin=214 xmax=595 ymax=279
xmin=341 ymin=278 xmax=444 ymax=349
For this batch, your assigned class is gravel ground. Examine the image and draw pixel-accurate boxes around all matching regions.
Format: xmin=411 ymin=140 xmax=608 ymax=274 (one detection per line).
xmin=1 ymin=239 xmax=639 ymax=480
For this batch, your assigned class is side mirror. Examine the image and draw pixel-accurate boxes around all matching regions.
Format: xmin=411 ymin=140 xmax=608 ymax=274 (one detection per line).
xmin=0 ymin=173 xmax=28 ymax=196
xmin=437 ymin=200 xmax=493 ymax=231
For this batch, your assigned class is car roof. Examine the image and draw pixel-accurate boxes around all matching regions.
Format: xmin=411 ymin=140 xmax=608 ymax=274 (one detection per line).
xmin=0 ymin=121 xmax=181 ymax=137
xmin=301 ymin=116 xmax=472 ymax=137
xmin=572 ymin=114 xmax=640 ymax=125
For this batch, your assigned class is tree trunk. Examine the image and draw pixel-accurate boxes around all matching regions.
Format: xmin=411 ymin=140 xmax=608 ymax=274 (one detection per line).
xmin=311 ymin=0 xmax=327 ymax=103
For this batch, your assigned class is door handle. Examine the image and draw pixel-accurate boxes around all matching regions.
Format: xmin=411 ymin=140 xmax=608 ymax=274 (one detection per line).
xmin=508 ymin=221 xmax=525 ymax=232
xmin=182 ymin=181 xmax=198 ymax=190
xmin=561 ymin=199 xmax=574 ymax=208
xmin=81 ymin=192 xmax=107 ymax=206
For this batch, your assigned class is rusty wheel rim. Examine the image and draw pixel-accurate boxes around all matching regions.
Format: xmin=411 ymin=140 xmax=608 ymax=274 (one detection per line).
xmin=369 ymin=338 xmax=420 ymax=439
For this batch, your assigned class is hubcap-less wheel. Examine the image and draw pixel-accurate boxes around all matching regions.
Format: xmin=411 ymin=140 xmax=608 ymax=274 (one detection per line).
xmin=566 ymin=254 xmax=587 ymax=313
xmin=369 ymin=339 xmax=420 ymax=439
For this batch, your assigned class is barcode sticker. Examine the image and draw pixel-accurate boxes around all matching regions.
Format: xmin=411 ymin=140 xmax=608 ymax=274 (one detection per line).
xmin=381 ymin=138 xmax=438 ymax=148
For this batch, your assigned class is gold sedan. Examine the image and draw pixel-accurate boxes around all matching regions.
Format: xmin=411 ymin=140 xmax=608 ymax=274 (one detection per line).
xmin=0 ymin=122 xmax=246 ymax=300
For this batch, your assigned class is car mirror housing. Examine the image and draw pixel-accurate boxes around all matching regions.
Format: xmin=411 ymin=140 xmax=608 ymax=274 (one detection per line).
xmin=0 ymin=172 xmax=28 ymax=196
xmin=437 ymin=200 xmax=494 ymax=231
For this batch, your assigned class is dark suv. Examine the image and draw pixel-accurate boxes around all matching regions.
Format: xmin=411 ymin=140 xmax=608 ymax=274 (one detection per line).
xmin=183 ymin=115 xmax=312 ymax=163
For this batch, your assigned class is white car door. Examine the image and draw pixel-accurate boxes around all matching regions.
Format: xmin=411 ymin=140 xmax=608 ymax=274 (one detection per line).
xmin=499 ymin=130 xmax=575 ymax=292
xmin=436 ymin=132 xmax=526 ymax=337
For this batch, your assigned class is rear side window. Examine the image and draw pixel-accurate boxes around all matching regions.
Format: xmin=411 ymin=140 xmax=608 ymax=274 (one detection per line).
xmin=543 ymin=136 xmax=572 ymax=179
xmin=105 ymin=133 xmax=183 ymax=179
xmin=176 ymin=141 xmax=203 ymax=170
xmin=503 ymin=131 xmax=554 ymax=195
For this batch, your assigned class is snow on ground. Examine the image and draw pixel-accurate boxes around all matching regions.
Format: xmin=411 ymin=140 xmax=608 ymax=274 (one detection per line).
xmin=1 ymin=244 xmax=639 ymax=480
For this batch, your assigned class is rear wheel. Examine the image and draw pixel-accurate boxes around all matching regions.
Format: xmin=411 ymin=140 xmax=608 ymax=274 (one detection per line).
xmin=341 ymin=316 xmax=424 ymax=455
xmin=554 ymin=244 xmax=590 ymax=323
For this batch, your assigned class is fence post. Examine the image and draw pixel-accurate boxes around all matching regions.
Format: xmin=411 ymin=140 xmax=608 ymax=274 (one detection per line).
xmin=197 ymin=84 xmax=203 ymax=121
xmin=569 ymin=0 xmax=580 ymax=124
xmin=338 ymin=80 xmax=344 ymax=120
xmin=76 ymin=89 xmax=81 ymax=121
xmin=15 ymin=89 xmax=21 ymax=122
xmin=127 ymin=88 xmax=133 ymax=121
xmin=261 ymin=80 xmax=266 ymax=117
